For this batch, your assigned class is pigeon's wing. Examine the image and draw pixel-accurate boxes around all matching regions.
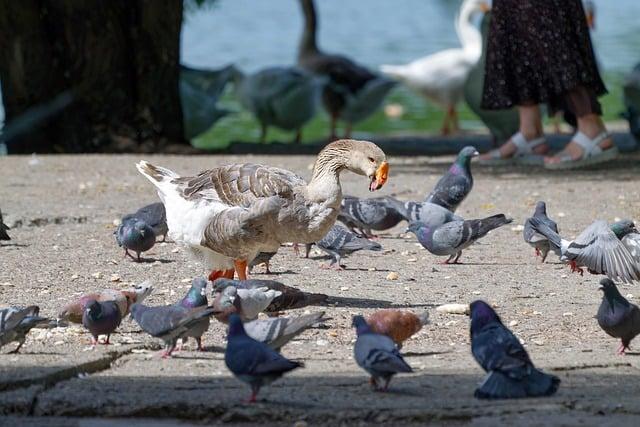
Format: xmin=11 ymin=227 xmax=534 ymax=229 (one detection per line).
xmin=427 ymin=172 xmax=469 ymax=211
xmin=431 ymin=221 xmax=464 ymax=249
xmin=523 ymin=218 xmax=547 ymax=244
xmin=136 ymin=202 xmax=166 ymax=228
xmin=0 ymin=307 xmax=37 ymax=333
xmin=237 ymin=288 xmax=276 ymax=319
xmin=567 ymin=221 xmax=640 ymax=283
xmin=134 ymin=305 xmax=188 ymax=337
xmin=355 ymin=334 xmax=412 ymax=373
xmin=472 ymin=323 xmax=533 ymax=380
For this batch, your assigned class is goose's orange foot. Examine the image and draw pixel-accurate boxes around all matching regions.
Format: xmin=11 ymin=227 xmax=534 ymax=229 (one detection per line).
xmin=234 ymin=259 xmax=248 ymax=280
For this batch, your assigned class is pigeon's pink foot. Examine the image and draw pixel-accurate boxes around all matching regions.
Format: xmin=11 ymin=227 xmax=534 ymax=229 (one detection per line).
xmin=535 ymin=248 xmax=541 ymax=257
xmin=440 ymin=260 xmax=451 ymax=265
xmin=332 ymin=264 xmax=345 ymax=271
xmin=569 ymin=260 xmax=584 ymax=276
xmin=618 ymin=342 xmax=630 ymax=355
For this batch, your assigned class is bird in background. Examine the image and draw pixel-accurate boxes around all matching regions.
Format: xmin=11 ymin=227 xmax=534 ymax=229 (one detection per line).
xmin=597 ymin=278 xmax=640 ymax=355
xmin=225 ymin=313 xmax=303 ymax=403
xmin=366 ymin=309 xmax=430 ymax=349
xmin=469 ymin=300 xmax=560 ymax=399
xmin=523 ymin=201 xmax=560 ymax=263
xmin=115 ymin=217 xmax=156 ymax=262
xmin=0 ymin=208 xmax=10 ymax=242
xmin=305 ymin=223 xmax=382 ymax=270
xmin=82 ymin=299 xmax=122 ymax=346
xmin=352 ymin=315 xmax=413 ymax=392
xmin=123 ymin=202 xmax=168 ymax=242
xmin=0 ymin=306 xmax=51 ymax=353
xmin=425 ymin=146 xmax=478 ymax=212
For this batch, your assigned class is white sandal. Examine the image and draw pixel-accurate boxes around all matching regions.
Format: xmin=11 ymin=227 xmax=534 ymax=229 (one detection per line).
xmin=479 ymin=132 xmax=547 ymax=166
xmin=544 ymin=131 xmax=618 ymax=170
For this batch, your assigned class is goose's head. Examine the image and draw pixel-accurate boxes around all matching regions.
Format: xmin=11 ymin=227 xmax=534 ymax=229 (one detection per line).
xmin=342 ymin=140 xmax=389 ymax=192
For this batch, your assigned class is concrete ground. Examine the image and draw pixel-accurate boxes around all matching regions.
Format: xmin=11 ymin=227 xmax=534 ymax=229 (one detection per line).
xmin=1 ymin=150 xmax=640 ymax=426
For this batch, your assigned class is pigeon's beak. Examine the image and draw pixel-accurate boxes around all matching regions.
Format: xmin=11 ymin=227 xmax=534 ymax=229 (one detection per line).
xmin=369 ymin=161 xmax=389 ymax=192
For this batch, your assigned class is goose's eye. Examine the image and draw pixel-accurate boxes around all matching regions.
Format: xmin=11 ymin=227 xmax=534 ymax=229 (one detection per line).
xmin=368 ymin=157 xmax=375 ymax=163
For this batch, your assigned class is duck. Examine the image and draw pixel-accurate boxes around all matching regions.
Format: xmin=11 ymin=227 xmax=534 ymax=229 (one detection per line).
xmin=136 ymin=139 xmax=389 ymax=281
xmin=381 ymin=0 xmax=489 ymax=135
xmin=232 ymin=66 xmax=323 ymax=143
xmin=462 ymin=11 xmax=519 ymax=144
xmin=296 ymin=0 xmax=395 ymax=139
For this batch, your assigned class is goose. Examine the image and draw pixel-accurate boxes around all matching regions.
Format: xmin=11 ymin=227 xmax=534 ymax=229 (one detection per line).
xmin=381 ymin=0 xmax=489 ymax=135
xmin=232 ymin=66 xmax=323 ymax=144
xmin=136 ymin=139 xmax=389 ymax=281
xmin=296 ymin=0 xmax=395 ymax=139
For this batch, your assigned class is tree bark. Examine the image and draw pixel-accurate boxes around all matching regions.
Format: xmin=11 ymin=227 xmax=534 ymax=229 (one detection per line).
xmin=0 ymin=0 xmax=185 ymax=153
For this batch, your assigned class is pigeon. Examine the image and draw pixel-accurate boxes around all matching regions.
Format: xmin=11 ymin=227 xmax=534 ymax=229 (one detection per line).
xmin=385 ymin=197 xmax=463 ymax=229
xmin=176 ymin=277 xmax=210 ymax=351
xmin=82 ymin=299 xmax=122 ymax=345
xmin=249 ymin=251 xmax=277 ymax=274
xmin=596 ymin=278 xmax=640 ymax=355
xmin=469 ymin=300 xmax=560 ymax=399
xmin=523 ymin=201 xmax=560 ymax=263
xmin=406 ymin=214 xmax=513 ymax=264
xmin=213 ymin=278 xmax=328 ymax=313
xmin=366 ymin=309 xmax=430 ymax=349
xmin=528 ymin=217 xmax=640 ymax=283
xmin=130 ymin=303 xmax=218 ymax=358
xmin=352 ymin=315 xmax=412 ymax=391
xmin=244 ymin=311 xmax=327 ymax=351
xmin=0 ymin=306 xmax=50 ymax=353
xmin=58 ymin=281 xmax=154 ymax=324
xmin=425 ymin=146 xmax=478 ymax=211
xmin=212 ymin=285 xmax=281 ymax=322
xmin=123 ymin=202 xmax=168 ymax=242
xmin=338 ymin=196 xmax=405 ymax=238
xmin=0 ymin=208 xmax=10 ymax=241
xmin=305 ymin=223 xmax=382 ymax=270
xmin=225 ymin=313 xmax=303 ymax=403
xmin=115 ymin=217 xmax=156 ymax=261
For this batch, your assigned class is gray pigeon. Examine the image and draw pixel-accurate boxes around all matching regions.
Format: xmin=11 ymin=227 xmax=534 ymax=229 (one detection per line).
xmin=115 ymin=217 xmax=156 ymax=261
xmin=597 ymin=278 xmax=640 ymax=355
xmin=212 ymin=285 xmax=281 ymax=323
xmin=123 ymin=202 xmax=168 ymax=242
xmin=249 ymin=251 xmax=277 ymax=274
xmin=176 ymin=277 xmax=210 ymax=351
xmin=305 ymin=223 xmax=382 ymax=270
xmin=0 ymin=208 xmax=10 ymax=241
xmin=82 ymin=299 xmax=122 ymax=345
xmin=352 ymin=315 xmax=412 ymax=391
xmin=528 ymin=217 xmax=640 ymax=283
xmin=338 ymin=196 xmax=405 ymax=238
xmin=244 ymin=311 xmax=327 ymax=351
xmin=406 ymin=214 xmax=513 ymax=263
xmin=130 ymin=303 xmax=218 ymax=358
xmin=523 ymin=201 xmax=560 ymax=263
xmin=225 ymin=314 xmax=303 ymax=403
xmin=385 ymin=197 xmax=463 ymax=229
xmin=0 ymin=306 xmax=50 ymax=353
xmin=425 ymin=146 xmax=478 ymax=212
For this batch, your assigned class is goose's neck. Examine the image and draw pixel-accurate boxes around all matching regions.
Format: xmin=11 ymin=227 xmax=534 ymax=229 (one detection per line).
xmin=299 ymin=0 xmax=319 ymax=56
xmin=307 ymin=145 xmax=349 ymax=204
xmin=455 ymin=4 xmax=482 ymax=60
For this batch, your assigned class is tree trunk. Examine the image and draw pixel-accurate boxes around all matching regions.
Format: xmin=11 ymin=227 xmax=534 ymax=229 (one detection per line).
xmin=0 ymin=0 xmax=185 ymax=153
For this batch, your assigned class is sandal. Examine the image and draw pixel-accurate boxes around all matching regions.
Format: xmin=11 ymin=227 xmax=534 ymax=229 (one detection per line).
xmin=544 ymin=131 xmax=618 ymax=170
xmin=479 ymin=132 xmax=547 ymax=166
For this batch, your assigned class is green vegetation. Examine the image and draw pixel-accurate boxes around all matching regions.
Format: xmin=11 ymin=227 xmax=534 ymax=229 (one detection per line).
xmin=192 ymin=72 xmax=626 ymax=150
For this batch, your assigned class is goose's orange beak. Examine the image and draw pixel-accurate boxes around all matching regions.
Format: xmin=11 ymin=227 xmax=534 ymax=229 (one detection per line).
xmin=369 ymin=161 xmax=389 ymax=192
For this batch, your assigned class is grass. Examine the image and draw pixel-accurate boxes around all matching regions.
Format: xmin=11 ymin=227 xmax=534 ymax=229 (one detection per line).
xmin=192 ymin=72 xmax=627 ymax=151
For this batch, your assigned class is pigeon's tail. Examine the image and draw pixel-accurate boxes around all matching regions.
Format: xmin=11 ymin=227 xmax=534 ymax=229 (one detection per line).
xmin=475 ymin=369 xmax=560 ymax=400
xmin=468 ymin=214 xmax=513 ymax=240
xmin=528 ymin=217 xmax=563 ymax=250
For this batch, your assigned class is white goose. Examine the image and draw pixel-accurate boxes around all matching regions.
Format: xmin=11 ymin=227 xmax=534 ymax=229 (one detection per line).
xmin=136 ymin=139 xmax=389 ymax=281
xmin=380 ymin=0 xmax=489 ymax=135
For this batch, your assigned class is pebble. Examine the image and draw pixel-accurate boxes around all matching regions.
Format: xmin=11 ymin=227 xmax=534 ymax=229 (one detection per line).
xmin=110 ymin=274 xmax=121 ymax=283
xmin=316 ymin=339 xmax=328 ymax=346
xmin=0 ymin=282 xmax=14 ymax=287
xmin=171 ymin=248 xmax=181 ymax=253
xmin=509 ymin=320 xmax=518 ymax=327
xmin=531 ymin=339 xmax=545 ymax=346
xmin=562 ymin=312 xmax=573 ymax=317
xmin=511 ymin=225 xmax=525 ymax=232
xmin=472 ymin=291 xmax=481 ymax=295
xmin=386 ymin=272 xmax=399 ymax=280
xmin=92 ymin=272 xmax=103 ymax=279
xmin=533 ymin=311 xmax=542 ymax=315
xmin=180 ymin=278 xmax=192 ymax=283
xmin=627 ymin=294 xmax=634 ymax=299
xmin=407 ymin=258 xmax=417 ymax=262
xmin=339 ymin=286 xmax=349 ymax=291
xmin=368 ymin=267 xmax=376 ymax=271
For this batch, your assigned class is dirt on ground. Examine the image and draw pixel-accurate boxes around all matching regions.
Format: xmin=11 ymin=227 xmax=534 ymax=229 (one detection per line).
xmin=1 ymin=152 xmax=640 ymax=426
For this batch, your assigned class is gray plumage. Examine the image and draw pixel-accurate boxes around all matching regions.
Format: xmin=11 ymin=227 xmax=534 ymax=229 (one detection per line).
xmin=523 ymin=201 xmax=560 ymax=263
xmin=0 ymin=209 xmax=10 ymax=241
xmin=82 ymin=300 xmax=122 ymax=345
xmin=244 ymin=311 xmax=327 ymax=351
xmin=385 ymin=197 xmax=463 ymax=229
xmin=352 ymin=315 xmax=412 ymax=391
xmin=123 ymin=202 xmax=168 ymax=242
xmin=305 ymin=223 xmax=382 ymax=269
xmin=0 ymin=306 xmax=49 ymax=353
xmin=597 ymin=278 xmax=640 ymax=354
xmin=115 ymin=217 xmax=156 ymax=261
xmin=338 ymin=196 xmax=404 ymax=237
xmin=176 ymin=277 xmax=210 ymax=351
xmin=212 ymin=285 xmax=282 ymax=322
xmin=406 ymin=214 xmax=513 ymax=263
xmin=425 ymin=146 xmax=478 ymax=212
xmin=249 ymin=251 xmax=277 ymax=273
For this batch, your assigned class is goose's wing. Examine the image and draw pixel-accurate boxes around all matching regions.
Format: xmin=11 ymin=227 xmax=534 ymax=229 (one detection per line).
xmin=567 ymin=221 xmax=640 ymax=283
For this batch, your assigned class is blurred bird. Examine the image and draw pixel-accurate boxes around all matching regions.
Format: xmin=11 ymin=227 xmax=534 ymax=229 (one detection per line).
xmin=0 ymin=208 xmax=10 ymax=242
xmin=597 ymin=278 xmax=640 ymax=355
xmin=249 ymin=251 xmax=277 ymax=274
xmin=367 ymin=310 xmax=430 ymax=349
xmin=406 ymin=214 xmax=512 ymax=264
xmin=338 ymin=196 xmax=405 ymax=238
xmin=305 ymin=223 xmax=382 ymax=270
xmin=82 ymin=299 xmax=122 ymax=346
xmin=470 ymin=300 xmax=560 ymax=399
xmin=115 ymin=217 xmax=156 ymax=261
xmin=244 ymin=311 xmax=327 ymax=351
xmin=58 ymin=281 xmax=153 ymax=324
xmin=0 ymin=306 xmax=50 ymax=353
xmin=352 ymin=315 xmax=413 ymax=391
xmin=123 ymin=202 xmax=168 ymax=242
xmin=425 ymin=146 xmax=478 ymax=211
xmin=212 ymin=285 xmax=281 ymax=323
xmin=523 ymin=201 xmax=560 ymax=263
xmin=225 ymin=314 xmax=303 ymax=403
